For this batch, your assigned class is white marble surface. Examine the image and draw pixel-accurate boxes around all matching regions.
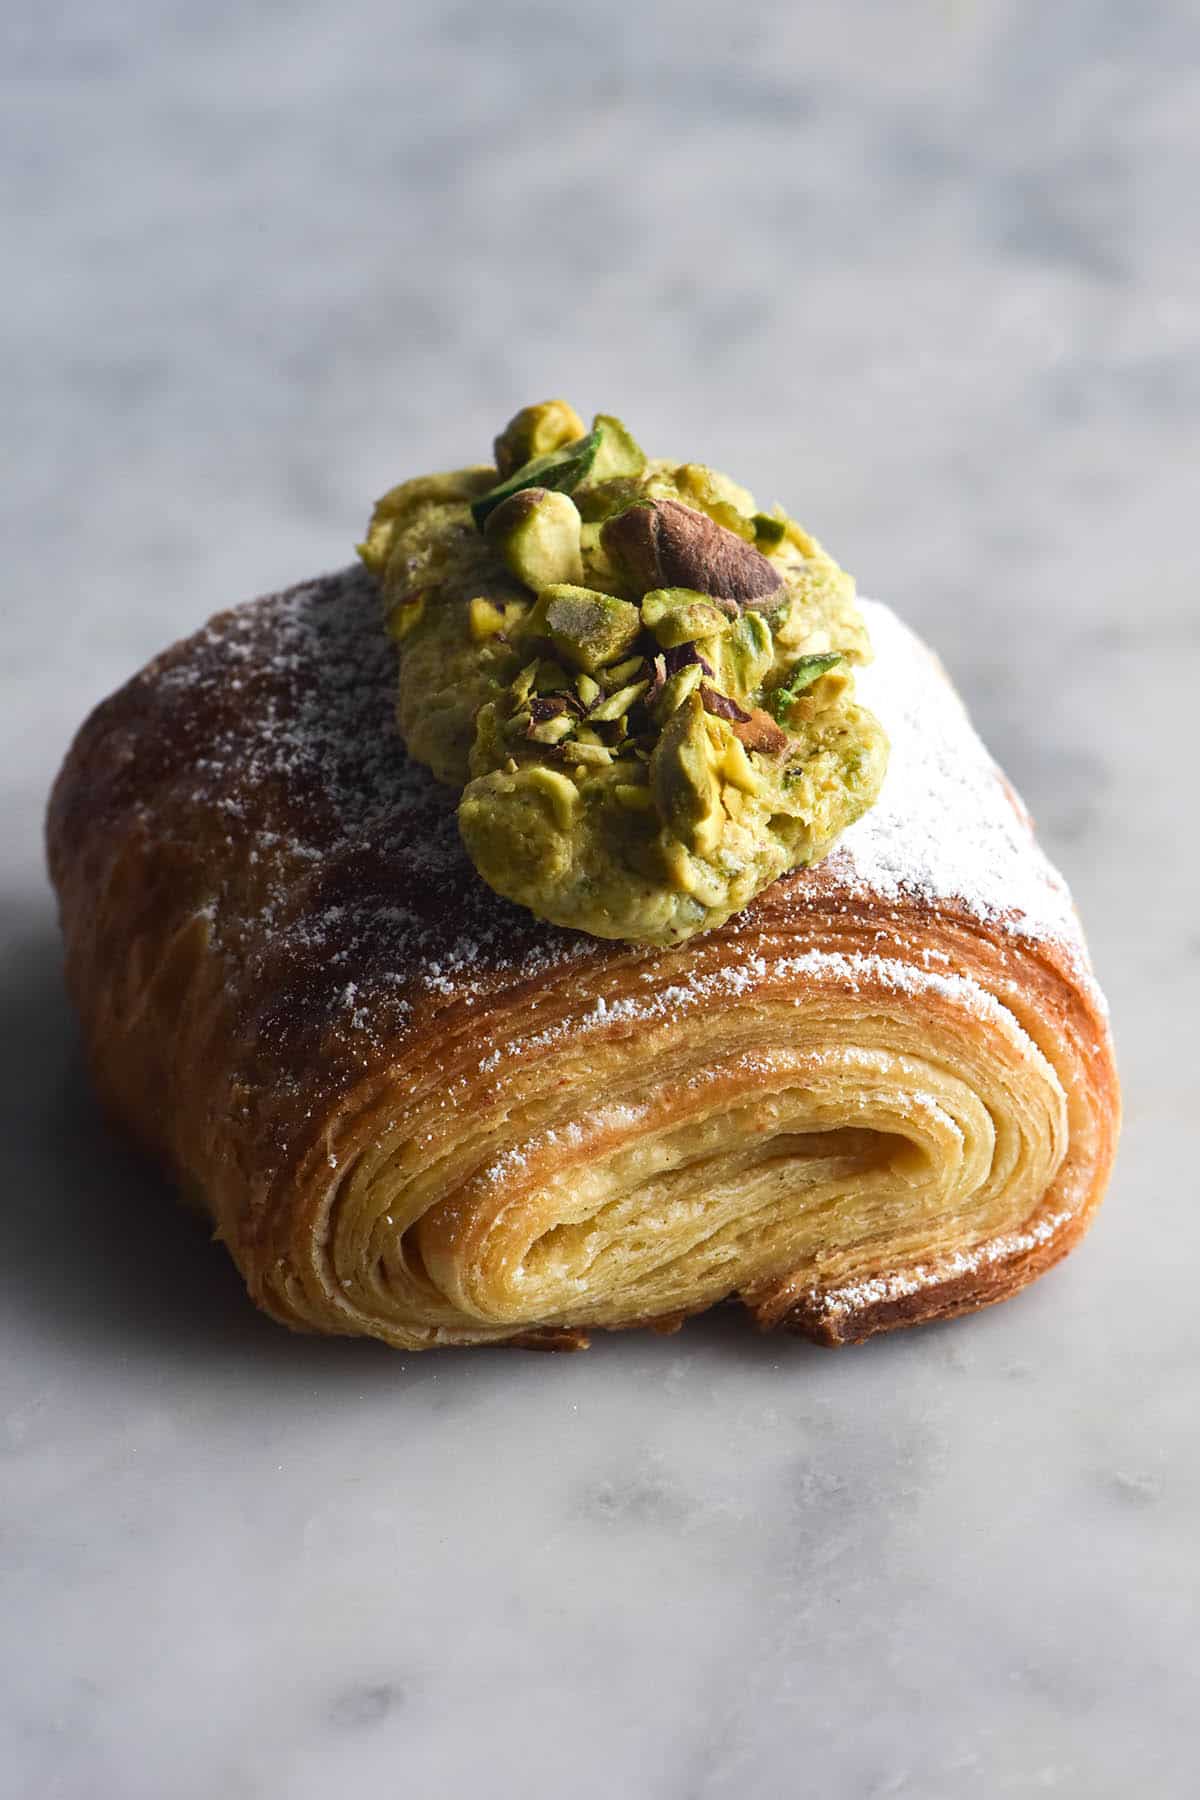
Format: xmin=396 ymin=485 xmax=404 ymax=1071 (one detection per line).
xmin=3 ymin=3 xmax=1197 ymax=1795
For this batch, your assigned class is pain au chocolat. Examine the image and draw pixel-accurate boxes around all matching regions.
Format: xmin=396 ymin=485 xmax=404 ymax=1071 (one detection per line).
xmin=47 ymin=566 xmax=1118 ymax=1350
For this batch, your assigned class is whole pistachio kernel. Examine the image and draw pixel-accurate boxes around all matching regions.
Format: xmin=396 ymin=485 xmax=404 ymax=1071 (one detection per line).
xmin=601 ymin=498 xmax=782 ymax=603
xmin=542 ymin=586 xmax=642 ymax=674
xmin=641 ymin=588 xmax=733 ymax=649
xmin=484 ymin=486 xmax=584 ymax=593
xmin=493 ymin=400 xmax=586 ymax=481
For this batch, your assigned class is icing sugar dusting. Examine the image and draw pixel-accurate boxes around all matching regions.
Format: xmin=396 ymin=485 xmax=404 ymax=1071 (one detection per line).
xmin=471 ymin=949 xmax=1026 ymax=1075
xmin=837 ymin=600 xmax=1079 ymax=945
xmin=807 ymin=1204 xmax=1075 ymax=1323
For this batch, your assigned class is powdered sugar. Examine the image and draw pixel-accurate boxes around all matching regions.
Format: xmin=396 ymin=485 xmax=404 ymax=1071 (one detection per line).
xmin=806 ymin=1204 xmax=1075 ymax=1323
xmin=474 ymin=948 xmax=1026 ymax=1077
xmin=839 ymin=600 xmax=1079 ymax=945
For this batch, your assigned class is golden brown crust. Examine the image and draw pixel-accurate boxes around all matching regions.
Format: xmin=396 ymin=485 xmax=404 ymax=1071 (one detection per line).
xmin=46 ymin=567 xmax=1120 ymax=1351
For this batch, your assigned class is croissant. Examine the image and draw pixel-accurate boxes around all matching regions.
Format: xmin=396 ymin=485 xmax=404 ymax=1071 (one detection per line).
xmin=47 ymin=566 xmax=1118 ymax=1350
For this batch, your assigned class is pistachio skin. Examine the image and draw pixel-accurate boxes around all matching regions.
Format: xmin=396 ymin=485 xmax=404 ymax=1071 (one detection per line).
xmin=601 ymin=500 xmax=783 ymax=604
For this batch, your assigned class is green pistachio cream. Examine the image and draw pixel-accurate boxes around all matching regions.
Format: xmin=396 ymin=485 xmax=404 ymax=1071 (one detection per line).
xmin=358 ymin=401 xmax=888 ymax=947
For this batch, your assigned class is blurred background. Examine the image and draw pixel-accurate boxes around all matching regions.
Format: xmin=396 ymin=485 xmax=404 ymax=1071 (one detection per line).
xmin=3 ymin=3 xmax=1197 ymax=1796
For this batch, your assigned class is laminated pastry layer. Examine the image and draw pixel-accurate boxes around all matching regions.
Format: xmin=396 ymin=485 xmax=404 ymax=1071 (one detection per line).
xmin=47 ymin=568 xmax=1119 ymax=1349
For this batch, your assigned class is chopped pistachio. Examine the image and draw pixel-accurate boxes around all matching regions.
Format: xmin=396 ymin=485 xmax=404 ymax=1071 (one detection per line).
xmin=510 ymin=660 xmax=538 ymax=705
xmin=568 ymin=741 xmax=613 ymax=766
xmin=533 ymin=657 xmax=572 ymax=693
xmin=493 ymin=400 xmax=587 ymax=480
xmin=614 ymin=782 xmax=654 ymax=811
xmin=653 ymin=660 xmax=704 ymax=718
xmin=525 ymin=765 xmax=578 ymax=829
xmin=600 ymin=654 xmax=646 ymax=689
xmin=669 ymin=463 xmax=757 ymax=541
xmin=588 ymin=678 xmax=649 ymax=722
xmin=386 ymin=590 xmax=426 ymax=640
xmin=731 ymin=707 xmax=790 ymax=756
xmin=468 ymin=595 xmax=508 ymax=642
xmin=699 ymin=685 xmax=752 ymax=724
xmin=542 ymin=586 xmax=642 ymax=673
xmin=641 ymin=587 xmax=732 ymax=648
xmin=575 ymin=672 xmax=601 ymax=708
xmin=589 ymin=413 xmax=647 ymax=481
xmin=772 ymin=652 xmax=845 ymax=722
xmin=650 ymin=692 xmax=723 ymax=857
xmin=671 ymin=846 xmax=729 ymax=907
xmin=527 ymin=713 xmax=575 ymax=745
xmin=710 ymin=728 xmax=763 ymax=795
xmin=483 ymin=487 xmax=584 ymax=592
xmin=471 ymin=427 xmax=601 ymax=529
xmin=718 ymin=610 xmax=774 ymax=691
xmin=752 ymin=511 xmax=787 ymax=549
xmin=360 ymin=470 xmax=492 ymax=577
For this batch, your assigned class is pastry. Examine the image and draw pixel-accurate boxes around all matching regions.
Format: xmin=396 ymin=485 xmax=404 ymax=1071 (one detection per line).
xmin=47 ymin=517 xmax=1119 ymax=1348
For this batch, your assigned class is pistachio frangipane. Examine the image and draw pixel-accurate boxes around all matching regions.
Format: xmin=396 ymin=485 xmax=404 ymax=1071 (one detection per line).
xmin=360 ymin=401 xmax=888 ymax=946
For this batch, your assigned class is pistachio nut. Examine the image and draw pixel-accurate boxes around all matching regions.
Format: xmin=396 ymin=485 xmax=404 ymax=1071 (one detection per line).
xmin=771 ymin=652 xmax=845 ymax=722
xmin=542 ymin=586 xmax=642 ymax=674
xmin=641 ymin=587 xmax=732 ymax=648
xmin=493 ymin=400 xmax=586 ymax=481
xmin=601 ymin=499 xmax=783 ymax=603
xmin=650 ymin=691 xmax=724 ymax=857
xmin=484 ymin=486 xmax=584 ymax=592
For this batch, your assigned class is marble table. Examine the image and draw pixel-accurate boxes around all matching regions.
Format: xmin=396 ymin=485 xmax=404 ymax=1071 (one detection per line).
xmin=3 ymin=3 xmax=1195 ymax=1794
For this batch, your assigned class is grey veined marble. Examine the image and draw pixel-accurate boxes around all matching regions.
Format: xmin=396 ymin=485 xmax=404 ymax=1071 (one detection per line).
xmin=2 ymin=2 xmax=1196 ymax=1795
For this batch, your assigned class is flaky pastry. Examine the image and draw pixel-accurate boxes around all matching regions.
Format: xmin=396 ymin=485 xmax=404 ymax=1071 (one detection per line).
xmin=47 ymin=568 xmax=1118 ymax=1349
